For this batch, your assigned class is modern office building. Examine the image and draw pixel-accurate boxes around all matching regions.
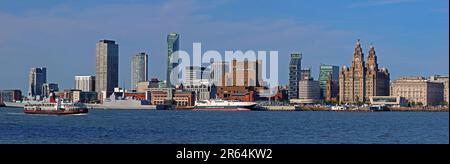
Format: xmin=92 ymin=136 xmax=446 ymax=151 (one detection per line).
xmin=391 ymin=76 xmax=444 ymax=106
xmin=131 ymin=52 xmax=148 ymax=90
xmin=42 ymin=83 xmax=59 ymax=98
xmin=28 ymin=67 xmax=47 ymax=98
xmin=167 ymin=33 xmax=180 ymax=88
xmin=339 ymin=40 xmax=390 ymax=103
xmin=289 ymin=53 xmax=302 ymax=99
xmin=319 ymin=65 xmax=340 ymax=100
xmin=166 ymin=33 xmax=180 ymax=100
xmin=429 ymin=75 xmax=449 ymax=104
xmin=75 ymin=76 xmax=96 ymax=92
xmin=296 ymin=78 xmax=321 ymax=104
xmin=96 ymin=40 xmax=119 ymax=98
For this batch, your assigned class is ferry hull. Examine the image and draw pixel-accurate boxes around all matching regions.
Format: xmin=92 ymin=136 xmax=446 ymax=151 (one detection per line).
xmin=193 ymin=105 xmax=256 ymax=111
xmin=24 ymin=109 xmax=89 ymax=115
xmin=193 ymin=108 xmax=251 ymax=112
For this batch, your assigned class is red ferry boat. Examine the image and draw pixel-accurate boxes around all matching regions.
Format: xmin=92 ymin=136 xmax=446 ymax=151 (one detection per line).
xmin=24 ymin=93 xmax=88 ymax=115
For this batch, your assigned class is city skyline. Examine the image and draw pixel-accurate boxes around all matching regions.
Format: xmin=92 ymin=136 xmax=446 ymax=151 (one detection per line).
xmin=0 ymin=0 xmax=448 ymax=91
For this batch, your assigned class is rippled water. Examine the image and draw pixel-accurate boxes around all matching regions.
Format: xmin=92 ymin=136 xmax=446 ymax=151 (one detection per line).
xmin=0 ymin=107 xmax=448 ymax=144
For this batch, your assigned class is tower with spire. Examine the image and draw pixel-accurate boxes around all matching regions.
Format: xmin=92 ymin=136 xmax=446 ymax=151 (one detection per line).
xmin=339 ymin=40 xmax=390 ymax=104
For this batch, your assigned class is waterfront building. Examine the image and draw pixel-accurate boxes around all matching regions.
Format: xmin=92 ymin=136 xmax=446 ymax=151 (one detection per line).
xmin=150 ymin=91 xmax=167 ymax=105
xmin=429 ymin=75 xmax=449 ymax=104
xmin=217 ymin=86 xmax=256 ymax=102
xmin=184 ymin=80 xmax=217 ymax=101
xmin=339 ymin=40 xmax=390 ymax=103
xmin=75 ymin=76 xmax=96 ymax=92
xmin=369 ymin=96 xmax=407 ymax=107
xmin=124 ymin=92 xmax=146 ymax=100
xmin=28 ymin=67 xmax=47 ymax=98
xmin=145 ymin=87 xmax=171 ymax=101
xmin=42 ymin=83 xmax=59 ymax=98
xmin=96 ymin=40 xmax=119 ymax=99
xmin=0 ymin=90 xmax=22 ymax=102
xmin=55 ymin=89 xmax=81 ymax=102
xmin=72 ymin=91 xmax=98 ymax=103
xmin=319 ymin=65 xmax=340 ymax=100
xmin=131 ymin=52 xmax=148 ymax=90
xmin=325 ymin=76 xmax=339 ymax=102
xmin=289 ymin=53 xmax=302 ymax=99
xmin=173 ymin=91 xmax=196 ymax=107
xmin=136 ymin=78 xmax=163 ymax=93
xmin=391 ymin=76 xmax=444 ymax=106
xmin=150 ymin=90 xmax=195 ymax=107
xmin=295 ymin=78 xmax=321 ymax=104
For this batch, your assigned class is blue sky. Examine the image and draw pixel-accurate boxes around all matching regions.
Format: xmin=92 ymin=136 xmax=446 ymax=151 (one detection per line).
xmin=0 ymin=0 xmax=448 ymax=91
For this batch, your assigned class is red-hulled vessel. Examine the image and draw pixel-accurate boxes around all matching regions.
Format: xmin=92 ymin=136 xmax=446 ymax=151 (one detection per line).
xmin=24 ymin=93 xmax=88 ymax=115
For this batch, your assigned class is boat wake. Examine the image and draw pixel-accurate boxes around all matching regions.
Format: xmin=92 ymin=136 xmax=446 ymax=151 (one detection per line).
xmin=7 ymin=113 xmax=25 ymax=115
xmin=70 ymin=113 xmax=88 ymax=116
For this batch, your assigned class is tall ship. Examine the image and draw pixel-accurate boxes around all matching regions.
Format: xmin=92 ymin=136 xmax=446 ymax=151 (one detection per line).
xmin=23 ymin=93 xmax=88 ymax=115
xmin=194 ymin=100 xmax=257 ymax=111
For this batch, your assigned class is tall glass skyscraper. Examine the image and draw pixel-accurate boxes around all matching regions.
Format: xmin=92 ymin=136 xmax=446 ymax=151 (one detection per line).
xmin=131 ymin=52 xmax=148 ymax=90
xmin=167 ymin=33 xmax=180 ymax=88
xmin=289 ymin=53 xmax=302 ymax=100
xmin=319 ymin=65 xmax=340 ymax=99
xmin=96 ymin=40 xmax=119 ymax=98
xmin=28 ymin=67 xmax=47 ymax=98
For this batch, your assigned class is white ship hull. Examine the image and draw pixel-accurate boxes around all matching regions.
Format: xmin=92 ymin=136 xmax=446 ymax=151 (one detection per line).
xmin=194 ymin=100 xmax=257 ymax=111
xmin=87 ymin=104 xmax=156 ymax=110
xmin=4 ymin=102 xmax=28 ymax=108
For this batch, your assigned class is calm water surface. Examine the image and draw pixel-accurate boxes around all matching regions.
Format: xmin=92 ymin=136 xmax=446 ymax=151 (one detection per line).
xmin=0 ymin=107 xmax=448 ymax=144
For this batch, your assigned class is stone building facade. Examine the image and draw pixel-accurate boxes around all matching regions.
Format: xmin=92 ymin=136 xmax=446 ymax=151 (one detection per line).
xmin=339 ymin=40 xmax=390 ymax=103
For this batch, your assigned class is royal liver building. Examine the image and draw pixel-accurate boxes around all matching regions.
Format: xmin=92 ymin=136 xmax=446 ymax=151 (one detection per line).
xmin=339 ymin=40 xmax=390 ymax=103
